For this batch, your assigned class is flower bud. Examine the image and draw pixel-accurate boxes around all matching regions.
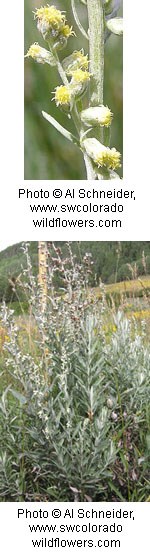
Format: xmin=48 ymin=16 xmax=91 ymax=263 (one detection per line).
xmin=25 ymin=43 xmax=56 ymax=66
xmin=69 ymin=69 xmax=91 ymax=98
xmin=52 ymin=36 xmax=67 ymax=51
xmin=107 ymin=398 xmax=113 ymax=409
xmin=80 ymin=106 xmax=113 ymax=128
xmin=111 ymin=411 xmax=118 ymax=421
xmin=106 ymin=17 xmax=123 ymax=35
xmin=82 ymin=138 xmax=121 ymax=170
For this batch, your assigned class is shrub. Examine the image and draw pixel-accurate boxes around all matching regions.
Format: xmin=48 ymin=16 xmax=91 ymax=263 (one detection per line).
xmin=0 ymin=244 xmax=150 ymax=501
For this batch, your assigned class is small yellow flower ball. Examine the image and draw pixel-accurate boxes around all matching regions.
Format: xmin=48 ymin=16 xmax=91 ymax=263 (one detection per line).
xmin=70 ymin=69 xmax=91 ymax=84
xmin=54 ymin=85 xmax=72 ymax=106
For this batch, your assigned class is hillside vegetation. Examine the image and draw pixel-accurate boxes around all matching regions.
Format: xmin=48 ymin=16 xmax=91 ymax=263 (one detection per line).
xmin=0 ymin=242 xmax=150 ymax=303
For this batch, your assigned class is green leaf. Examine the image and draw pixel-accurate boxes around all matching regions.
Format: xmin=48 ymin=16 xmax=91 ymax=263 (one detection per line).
xmin=108 ymin=481 xmax=126 ymax=501
xmin=0 ymin=386 xmax=11 ymax=414
xmin=42 ymin=111 xmax=79 ymax=146
xmin=146 ymin=434 xmax=150 ymax=451
xmin=10 ymin=389 xmax=27 ymax=405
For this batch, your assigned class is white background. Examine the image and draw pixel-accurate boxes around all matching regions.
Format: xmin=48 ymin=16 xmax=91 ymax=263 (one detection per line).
xmin=1 ymin=502 xmax=149 ymax=555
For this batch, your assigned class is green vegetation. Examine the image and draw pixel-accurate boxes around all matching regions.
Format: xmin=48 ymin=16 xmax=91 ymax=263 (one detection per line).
xmin=0 ymin=244 xmax=150 ymax=502
xmin=1 ymin=241 xmax=150 ymax=303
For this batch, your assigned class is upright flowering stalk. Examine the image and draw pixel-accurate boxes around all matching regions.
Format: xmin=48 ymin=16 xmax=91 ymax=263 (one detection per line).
xmin=25 ymin=2 xmax=123 ymax=180
xmin=38 ymin=241 xmax=48 ymax=311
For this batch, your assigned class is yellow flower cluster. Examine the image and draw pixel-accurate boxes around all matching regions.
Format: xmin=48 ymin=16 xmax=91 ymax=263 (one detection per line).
xmin=100 ymin=147 xmax=121 ymax=170
xmin=54 ymin=68 xmax=91 ymax=107
xmin=61 ymin=25 xmax=74 ymax=39
xmin=26 ymin=43 xmax=41 ymax=58
xmin=73 ymin=50 xmax=89 ymax=70
xmin=62 ymin=50 xmax=89 ymax=80
xmin=83 ymin=138 xmax=121 ymax=170
xmin=54 ymin=85 xmax=72 ymax=106
xmin=25 ymin=43 xmax=54 ymax=65
xmin=132 ymin=309 xmax=150 ymax=320
xmin=34 ymin=5 xmax=65 ymax=27
xmin=69 ymin=69 xmax=91 ymax=84
xmin=34 ymin=4 xmax=73 ymax=40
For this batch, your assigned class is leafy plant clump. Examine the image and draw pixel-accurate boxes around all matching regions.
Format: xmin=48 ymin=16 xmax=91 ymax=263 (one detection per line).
xmin=25 ymin=1 xmax=123 ymax=180
xmin=0 ymin=243 xmax=150 ymax=502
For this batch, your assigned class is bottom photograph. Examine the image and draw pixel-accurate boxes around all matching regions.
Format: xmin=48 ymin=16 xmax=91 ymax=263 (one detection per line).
xmin=0 ymin=241 xmax=150 ymax=502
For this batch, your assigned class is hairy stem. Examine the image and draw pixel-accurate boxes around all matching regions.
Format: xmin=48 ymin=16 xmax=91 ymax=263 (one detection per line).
xmin=83 ymin=153 xmax=96 ymax=180
xmin=50 ymin=46 xmax=69 ymax=86
xmin=86 ymin=0 xmax=105 ymax=179
xmin=87 ymin=0 xmax=104 ymax=106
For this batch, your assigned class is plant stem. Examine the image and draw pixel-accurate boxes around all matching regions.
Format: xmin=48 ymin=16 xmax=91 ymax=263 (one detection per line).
xmin=71 ymin=104 xmax=81 ymax=135
xmin=86 ymin=0 xmax=105 ymax=179
xmin=83 ymin=153 xmax=96 ymax=180
xmin=49 ymin=45 xmax=69 ymax=86
xmin=87 ymin=0 xmax=104 ymax=106
xmin=49 ymin=40 xmax=96 ymax=180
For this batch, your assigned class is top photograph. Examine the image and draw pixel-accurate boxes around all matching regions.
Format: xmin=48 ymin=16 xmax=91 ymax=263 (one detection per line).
xmin=25 ymin=0 xmax=123 ymax=180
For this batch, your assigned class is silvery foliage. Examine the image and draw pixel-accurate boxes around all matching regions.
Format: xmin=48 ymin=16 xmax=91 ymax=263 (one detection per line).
xmin=0 ymin=246 xmax=115 ymax=501
xmin=0 ymin=244 xmax=150 ymax=501
xmin=104 ymin=311 xmax=150 ymax=421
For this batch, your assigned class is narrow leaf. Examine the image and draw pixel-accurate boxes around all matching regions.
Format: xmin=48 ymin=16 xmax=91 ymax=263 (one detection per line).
xmin=71 ymin=0 xmax=89 ymax=39
xmin=42 ymin=111 xmax=79 ymax=146
xmin=10 ymin=389 xmax=27 ymax=405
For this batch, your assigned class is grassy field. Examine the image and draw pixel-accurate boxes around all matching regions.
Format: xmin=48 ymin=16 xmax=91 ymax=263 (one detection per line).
xmin=106 ymin=275 xmax=150 ymax=294
xmin=80 ymin=276 xmax=150 ymax=337
xmin=1 ymin=275 xmax=150 ymax=354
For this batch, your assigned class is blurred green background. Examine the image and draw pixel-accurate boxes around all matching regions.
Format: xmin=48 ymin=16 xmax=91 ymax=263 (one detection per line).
xmin=24 ymin=0 xmax=123 ymax=180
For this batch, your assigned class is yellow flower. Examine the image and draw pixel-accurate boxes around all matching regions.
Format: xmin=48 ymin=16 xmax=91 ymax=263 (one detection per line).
xmin=54 ymin=85 xmax=72 ymax=106
xmin=61 ymin=24 xmax=74 ymax=38
xmin=34 ymin=5 xmax=65 ymax=28
xmin=74 ymin=50 xmax=89 ymax=70
xmin=25 ymin=43 xmax=54 ymax=65
xmin=106 ymin=147 xmax=121 ymax=170
xmin=82 ymin=138 xmax=121 ymax=170
xmin=70 ymin=50 xmax=89 ymax=70
xmin=63 ymin=50 xmax=89 ymax=74
xmin=26 ymin=43 xmax=41 ymax=58
xmin=34 ymin=5 xmax=74 ymax=42
xmin=70 ymin=69 xmax=91 ymax=84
